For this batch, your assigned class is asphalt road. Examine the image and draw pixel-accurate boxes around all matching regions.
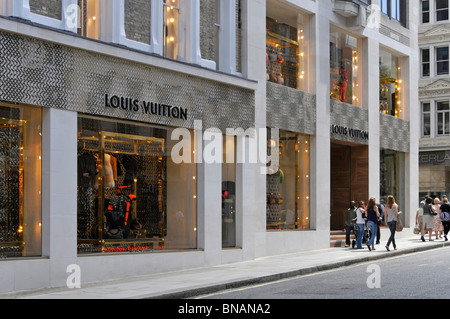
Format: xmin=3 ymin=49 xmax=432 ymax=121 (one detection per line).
xmin=197 ymin=246 xmax=450 ymax=299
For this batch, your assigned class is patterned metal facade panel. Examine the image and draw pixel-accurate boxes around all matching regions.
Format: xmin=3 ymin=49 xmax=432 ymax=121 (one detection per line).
xmin=0 ymin=31 xmax=255 ymax=132
xmin=266 ymin=82 xmax=316 ymax=135
xmin=379 ymin=113 xmax=410 ymax=153
xmin=330 ymin=100 xmax=369 ymax=145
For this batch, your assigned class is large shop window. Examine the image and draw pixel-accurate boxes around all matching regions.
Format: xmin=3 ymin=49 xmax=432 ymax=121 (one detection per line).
xmin=77 ymin=116 xmax=197 ymax=254
xmin=380 ymin=149 xmax=405 ymax=225
xmin=266 ymin=15 xmax=308 ymax=91
xmin=266 ymin=130 xmax=310 ymax=231
xmin=379 ymin=50 xmax=403 ymax=117
xmin=330 ymin=27 xmax=360 ymax=105
xmin=0 ymin=104 xmax=42 ymax=258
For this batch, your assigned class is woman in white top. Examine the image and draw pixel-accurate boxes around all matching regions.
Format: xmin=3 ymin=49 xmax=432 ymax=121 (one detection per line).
xmin=355 ymin=201 xmax=366 ymax=249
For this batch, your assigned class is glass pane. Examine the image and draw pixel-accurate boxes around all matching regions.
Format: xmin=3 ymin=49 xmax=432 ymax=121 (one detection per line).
xmin=423 ymin=63 xmax=430 ymax=77
xmin=379 ymin=50 xmax=401 ymax=117
xmin=423 ymin=12 xmax=430 ymax=23
xmin=422 ymin=49 xmax=430 ymax=63
xmin=422 ymin=0 xmax=430 ymax=12
xmin=164 ymin=0 xmax=180 ymax=59
xmin=78 ymin=0 xmax=99 ymax=40
xmin=437 ymin=0 xmax=448 ymax=10
xmin=437 ymin=61 xmax=449 ymax=75
xmin=423 ymin=102 xmax=431 ymax=112
xmin=330 ymin=27 xmax=360 ymax=105
xmin=266 ymin=130 xmax=310 ymax=231
xmin=77 ymin=116 xmax=197 ymax=254
xmin=437 ymin=9 xmax=449 ymax=21
xmin=437 ymin=47 xmax=449 ymax=61
xmin=423 ymin=112 xmax=431 ymax=136
xmin=446 ymin=113 xmax=450 ymax=134
xmin=438 ymin=113 xmax=444 ymax=134
xmin=200 ymin=0 xmax=219 ymax=65
xmin=0 ymin=105 xmax=42 ymax=258
xmin=222 ymin=135 xmax=236 ymax=248
xmin=438 ymin=101 xmax=450 ymax=110
xmin=124 ymin=0 xmax=151 ymax=45
xmin=29 ymin=0 xmax=62 ymax=20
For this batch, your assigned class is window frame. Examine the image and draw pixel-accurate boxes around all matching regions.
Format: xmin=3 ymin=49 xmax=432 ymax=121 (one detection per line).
xmin=436 ymin=46 xmax=450 ymax=76
xmin=422 ymin=102 xmax=431 ymax=137
xmin=422 ymin=0 xmax=431 ymax=23
xmin=437 ymin=101 xmax=450 ymax=136
xmin=422 ymin=48 xmax=431 ymax=77
xmin=436 ymin=0 xmax=449 ymax=21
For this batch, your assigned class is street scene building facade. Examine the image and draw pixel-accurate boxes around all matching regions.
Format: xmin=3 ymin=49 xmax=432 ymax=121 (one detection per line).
xmin=0 ymin=0 xmax=419 ymax=294
xmin=419 ymin=0 xmax=450 ymax=199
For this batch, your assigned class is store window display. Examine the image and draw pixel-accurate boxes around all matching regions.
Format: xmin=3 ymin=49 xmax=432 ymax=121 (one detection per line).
xmin=380 ymin=50 xmax=403 ymax=117
xmin=266 ymin=130 xmax=310 ymax=231
xmin=77 ymin=116 xmax=197 ymax=254
xmin=330 ymin=27 xmax=360 ymax=105
xmin=0 ymin=104 xmax=42 ymax=258
xmin=266 ymin=15 xmax=308 ymax=91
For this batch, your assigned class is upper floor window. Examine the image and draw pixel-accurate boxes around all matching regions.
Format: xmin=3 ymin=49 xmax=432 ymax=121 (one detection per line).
xmin=379 ymin=49 xmax=403 ymax=117
xmin=330 ymin=27 xmax=360 ymax=105
xmin=437 ymin=101 xmax=450 ymax=135
xmin=437 ymin=0 xmax=449 ymax=21
xmin=78 ymin=0 xmax=99 ymax=39
xmin=422 ymin=48 xmax=430 ymax=77
xmin=266 ymin=13 xmax=308 ymax=91
xmin=422 ymin=0 xmax=431 ymax=23
xmin=436 ymin=46 xmax=449 ymax=75
xmin=422 ymin=102 xmax=431 ymax=137
xmin=380 ymin=0 xmax=406 ymax=26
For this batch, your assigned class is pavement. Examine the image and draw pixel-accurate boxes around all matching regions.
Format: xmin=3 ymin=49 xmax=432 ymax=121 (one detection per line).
xmin=1 ymin=228 xmax=448 ymax=299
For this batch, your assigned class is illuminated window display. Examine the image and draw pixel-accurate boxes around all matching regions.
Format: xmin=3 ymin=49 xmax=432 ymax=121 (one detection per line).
xmin=330 ymin=27 xmax=360 ymax=105
xmin=78 ymin=0 xmax=99 ymax=40
xmin=380 ymin=50 xmax=403 ymax=117
xmin=266 ymin=16 xmax=307 ymax=90
xmin=0 ymin=104 xmax=42 ymax=258
xmin=266 ymin=130 xmax=310 ymax=231
xmin=222 ymin=135 xmax=236 ymax=248
xmin=77 ymin=116 xmax=197 ymax=254
xmin=164 ymin=0 xmax=180 ymax=60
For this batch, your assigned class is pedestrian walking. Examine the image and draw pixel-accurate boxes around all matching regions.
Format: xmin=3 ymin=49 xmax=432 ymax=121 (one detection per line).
xmin=366 ymin=198 xmax=380 ymax=251
xmin=355 ymin=201 xmax=366 ymax=249
xmin=421 ymin=197 xmax=436 ymax=242
xmin=440 ymin=197 xmax=450 ymax=241
xmin=415 ymin=202 xmax=424 ymax=237
xmin=433 ymin=198 xmax=443 ymax=240
xmin=384 ymin=195 xmax=401 ymax=251
xmin=376 ymin=198 xmax=385 ymax=244
xmin=345 ymin=201 xmax=357 ymax=247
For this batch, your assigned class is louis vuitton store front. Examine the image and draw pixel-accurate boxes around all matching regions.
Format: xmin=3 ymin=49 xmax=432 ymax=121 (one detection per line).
xmin=0 ymin=27 xmax=257 ymax=293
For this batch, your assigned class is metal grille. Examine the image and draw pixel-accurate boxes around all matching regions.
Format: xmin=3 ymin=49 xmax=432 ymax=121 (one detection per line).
xmin=0 ymin=30 xmax=255 ymax=132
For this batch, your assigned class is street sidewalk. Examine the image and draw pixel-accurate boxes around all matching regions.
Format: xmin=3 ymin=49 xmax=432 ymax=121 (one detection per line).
xmin=2 ymin=229 xmax=447 ymax=299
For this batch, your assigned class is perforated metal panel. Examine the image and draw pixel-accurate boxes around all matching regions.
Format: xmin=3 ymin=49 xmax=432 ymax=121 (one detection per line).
xmin=0 ymin=31 xmax=255 ymax=132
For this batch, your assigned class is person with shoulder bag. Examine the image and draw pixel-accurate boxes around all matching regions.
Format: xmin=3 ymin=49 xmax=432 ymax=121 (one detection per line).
xmin=421 ymin=197 xmax=436 ymax=242
xmin=440 ymin=197 xmax=450 ymax=241
xmin=384 ymin=195 xmax=402 ymax=251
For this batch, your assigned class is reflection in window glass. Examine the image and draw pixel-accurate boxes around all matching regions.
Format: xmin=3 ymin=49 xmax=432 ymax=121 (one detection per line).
xmin=125 ymin=0 xmax=151 ymax=45
xmin=164 ymin=0 xmax=180 ymax=59
xmin=77 ymin=116 xmax=197 ymax=254
xmin=437 ymin=47 xmax=449 ymax=75
xmin=330 ymin=27 xmax=359 ymax=105
xmin=29 ymin=0 xmax=62 ymax=20
xmin=422 ymin=102 xmax=431 ymax=137
xmin=0 ymin=104 xmax=42 ymax=258
xmin=266 ymin=16 xmax=307 ymax=91
xmin=78 ymin=0 xmax=99 ymax=40
xmin=267 ymin=130 xmax=310 ymax=231
xmin=222 ymin=135 xmax=236 ymax=248
xmin=380 ymin=50 xmax=402 ymax=117
xmin=437 ymin=0 xmax=449 ymax=21
xmin=437 ymin=101 xmax=450 ymax=135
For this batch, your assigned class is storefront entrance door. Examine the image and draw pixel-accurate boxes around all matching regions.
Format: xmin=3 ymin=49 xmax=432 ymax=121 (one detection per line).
xmin=330 ymin=143 xmax=368 ymax=230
